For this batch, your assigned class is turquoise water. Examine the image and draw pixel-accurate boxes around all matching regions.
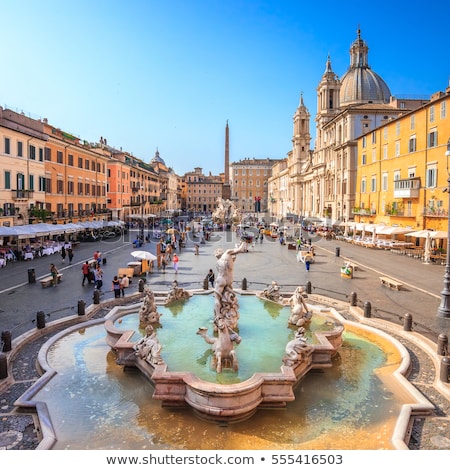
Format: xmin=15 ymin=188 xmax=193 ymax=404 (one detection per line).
xmin=115 ymin=295 xmax=340 ymax=383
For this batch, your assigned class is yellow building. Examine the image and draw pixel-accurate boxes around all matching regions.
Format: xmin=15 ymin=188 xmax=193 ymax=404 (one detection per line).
xmin=355 ymin=87 xmax=450 ymax=231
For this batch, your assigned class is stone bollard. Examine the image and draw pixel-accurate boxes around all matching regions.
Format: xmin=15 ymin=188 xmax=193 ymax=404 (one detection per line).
xmin=403 ymin=313 xmax=413 ymax=331
xmin=93 ymin=289 xmax=100 ymax=304
xmin=438 ymin=334 xmax=448 ymax=356
xmin=0 ymin=353 xmax=7 ymax=379
xmin=350 ymin=292 xmax=357 ymax=306
xmin=203 ymin=278 xmax=209 ymax=290
xmin=363 ymin=301 xmax=371 ymax=318
xmin=36 ymin=310 xmax=46 ymax=329
xmin=1 ymin=331 xmax=12 ymax=352
xmin=440 ymin=356 xmax=450 ymax=383
xmin=242 ymin=278 xmax=247 ymax=290
xmin=77 ymin=300 xmax=86 ymax=316
xmin=138 ymin=279 xmax=145 ymax=293
xmin=306 ymin=281 xmax=312 ymax=294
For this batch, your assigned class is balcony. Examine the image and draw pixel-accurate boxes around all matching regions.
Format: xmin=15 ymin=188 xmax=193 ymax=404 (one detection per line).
xmin=352 ymin=208 xmax=376 ymax=216
xmin=12 ymin=189 xmax=34 ymax=200
xmin=393 ymin=177 xmax=420 ymax=198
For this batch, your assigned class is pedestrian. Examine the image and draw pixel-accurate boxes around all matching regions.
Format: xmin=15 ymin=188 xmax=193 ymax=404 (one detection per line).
xmin=61 ymin=246 xmax=66 ymax=263
xmin=111 ymin=276 xmax=121 ymax=298
xmin=161 ymin=256 xmax=167 ymax=273
xmin=94 ymin=265 xmax=104 ymax=290
xmin=173 ymin=253 xmax=179 ymax=274
xmin=206 ymin=268 xmax=215 ymax=287
xmin=305 ymin=259 xmax=311 ymax=272
xmin=194 ymin=244 xmax=199 ymax=255
xmin=120 ymin=273 xmax=129 ymax=297
xmin=67 ymin=247 xmax=74 ymax=264
xmin=50 ymin=263 xmax=59 ymax=287
xmin=93 ymin=250 xmax=102 ymax=267
xmin=82 ymin=261 xmax=90 ymax=286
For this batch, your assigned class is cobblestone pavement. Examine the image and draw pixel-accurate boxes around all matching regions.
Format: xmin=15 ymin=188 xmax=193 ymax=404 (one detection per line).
xmin=1 ymin=229 xmax=450 ymax=450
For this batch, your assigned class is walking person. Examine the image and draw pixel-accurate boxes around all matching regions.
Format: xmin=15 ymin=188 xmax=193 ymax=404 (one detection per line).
xmin=61 ymin=246 xmax=66 ymax=263
xmin=173 ymin=253 xmax=179 ymax=274
xmin=67 ymin=247 xmax=74 ymax=264
xmin=111 ymin=276 xmax=121 ymax=298
xmin=161 ymin=256 xmax=167 ymax=273
xmin=305 ymin=259 xmax=311 ymax=272
xmin=206 ymin=268 xmax=215 ymax=287
xmin=50 ymin=263 xmax=59 ymax=287
xmin=94 ymin=265 xmax=104 ymax=290
xmin=82 ymin=261 xmax=90 ymax=286
xmin=120 ymin=273 xmax=129 ymax=297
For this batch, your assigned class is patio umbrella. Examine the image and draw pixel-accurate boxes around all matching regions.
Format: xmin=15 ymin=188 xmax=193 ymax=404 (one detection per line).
xmin=423 ymin=232 xmax=432 ymax=264
xmin=131 ymin=250 xmax=157 ymax=261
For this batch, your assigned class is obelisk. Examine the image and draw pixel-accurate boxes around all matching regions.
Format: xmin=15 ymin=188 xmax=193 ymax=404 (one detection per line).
xmin=222 ymin=120 xmax=231 ymax=200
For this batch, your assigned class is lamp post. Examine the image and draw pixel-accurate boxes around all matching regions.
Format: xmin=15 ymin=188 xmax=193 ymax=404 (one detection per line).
xmin=437 ymin=138 xmax=450 ymax=317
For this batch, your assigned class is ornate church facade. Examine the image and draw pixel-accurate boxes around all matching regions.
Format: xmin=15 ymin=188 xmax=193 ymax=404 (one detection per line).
xmin=269 ymin=29 xmax=426 ymax=224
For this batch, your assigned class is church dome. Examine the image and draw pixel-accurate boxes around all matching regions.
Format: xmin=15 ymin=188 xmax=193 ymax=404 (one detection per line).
xmin=339 ymin=30 xmax=391 ymax=106
xmin=151 ymin=148 xmax=166 ymax=166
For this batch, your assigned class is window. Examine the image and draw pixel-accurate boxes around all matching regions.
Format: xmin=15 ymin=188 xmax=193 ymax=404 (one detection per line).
xmin=426 ymin=167 xmax=437 ymax=188
xmin=430 ymin=105 xmax=435 ymax=123
xmin=383 ymin=145 xmax=388 ymax=160
xmin=68 ymin=181 xmax=74 ymax=194
xmin=395 ymin=141 xmax=400 ymax=156
xmin=382 ymin=173 xmax=388 ymax=191
xmin=78 ymin=182 xmax=83 ymax=195
xmin=39 ymin=148 xmax=44 ymax=162
xmin=29 ymin=145 xmax=36 ymax=160
xmin=17 ymin=141 xmax=23 ymax=157
xmin=68 ymin=154 xmax=74 ymax=166
xmin=85 ymin=183 xmax=90 ymax=195
xmin=29 ymin=174 xmax=34 ymax=190
xmin=85 ymin=159 xmax=90 ymax=170
xmin=371 ymin=132 xmax=376 ymax=144
xmin=45 ymin=148 xmax=51 ymax=161
xmin=396 ymin=122 xmax=400 ymax=136
xmin=441 ymin=101 xmax=447 ymax=119
xmin=428 ymin=130 xmax=438 ymax=148
xmin=17 ymin=173 xmax=24 ymax=190
xmin=39 ymin=176 xmax=46 ymax=191
xmin=57 ymin=151 xmax=63 ymax=164
xmin=371 ymin=176 xmax=377 ymax=192
xmin=361 ymin=179 xmax=366 ymax=193
xmin=57 ymin=180 xmax=63 ymax=194
xmin=362 ymin=136 xmax=367 ymax=148
xmin=410 ymin=115 xmax=415 ymax=130
xmin=4 ymin=137 xmax=10 ymax=154
xmin=409 ymin=136 xmax=416 ymax=152
xmin=78 ymin=157 xmax=83 ymax=168
xmin=361 ymin=154 xmax=366 ymax=165
xmin=371 ymin=149 xmax=376 ymax=163
xmin=4 ymin=171 xmax=11 ymax=189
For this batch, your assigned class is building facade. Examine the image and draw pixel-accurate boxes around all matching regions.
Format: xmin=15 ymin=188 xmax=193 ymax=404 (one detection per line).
xmin=230 ymin=158 xmax=280 ymax=216
xmin=355 ymin=88 xmax=450 ymax=231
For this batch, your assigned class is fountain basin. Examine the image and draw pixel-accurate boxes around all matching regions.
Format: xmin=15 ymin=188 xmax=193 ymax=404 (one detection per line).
xmin=105 ymin=293 xmax=344 ymax=423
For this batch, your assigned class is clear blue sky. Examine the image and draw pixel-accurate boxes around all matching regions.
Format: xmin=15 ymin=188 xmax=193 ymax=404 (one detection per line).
xmin=2 ymin=0 xmax=449 ymax=176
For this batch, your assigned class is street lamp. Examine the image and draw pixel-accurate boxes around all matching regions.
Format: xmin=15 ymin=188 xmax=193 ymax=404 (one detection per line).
xmin=437 ymin=137 xmax=450 ymax=317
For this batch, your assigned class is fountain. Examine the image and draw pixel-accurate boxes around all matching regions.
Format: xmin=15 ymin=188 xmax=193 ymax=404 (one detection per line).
xmin=13 ymin=238 xmax=434 ymax=449
xmin=104 ymin=240 xmax=344 ymax=423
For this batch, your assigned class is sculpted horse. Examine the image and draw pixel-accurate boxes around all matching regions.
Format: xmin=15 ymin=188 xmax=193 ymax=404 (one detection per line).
xmin=197 ymin=318 xmax=240 ymax=373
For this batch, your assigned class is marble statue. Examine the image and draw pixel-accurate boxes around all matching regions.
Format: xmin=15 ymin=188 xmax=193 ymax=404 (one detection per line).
xmin=134 ymin=325 xmax=164 ymax=365
xmin=282 ymin=326 xmax=313 ymax=367
xmin=138 ymin=286 xmax=161 ymax=326
xmin=165 ymin=279 xmax=192 ymax=304
xmin=287 ymin=286 xmax=312 ymax=327
xmin=197 ymin=317 xmax=240 ymax=373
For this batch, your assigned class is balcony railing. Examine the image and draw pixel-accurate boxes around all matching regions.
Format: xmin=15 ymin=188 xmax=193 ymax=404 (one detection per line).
xmin=423 ymin=207 xmax=448 ymax=217
xmin=393 ymin=177 xmax=420 ymax=198
xmin=352 ymin=208 xmax=376 ymax=216
xmin=12 ymin=190 xmax=34 ymax=200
